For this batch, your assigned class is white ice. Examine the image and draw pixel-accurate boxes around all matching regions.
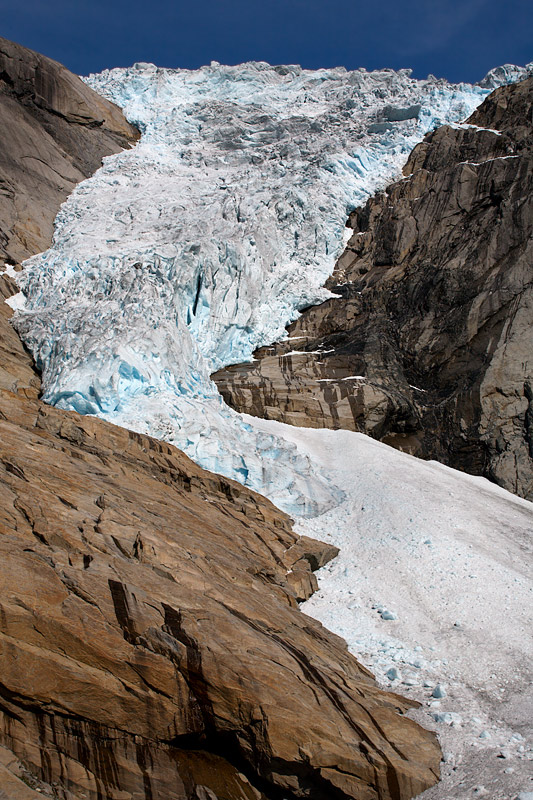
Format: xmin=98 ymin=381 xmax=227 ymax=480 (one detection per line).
xmin=1 ymin=263 xmax=19 ymax=279
xmin=4 ymin=292 xmax=26 ymax=311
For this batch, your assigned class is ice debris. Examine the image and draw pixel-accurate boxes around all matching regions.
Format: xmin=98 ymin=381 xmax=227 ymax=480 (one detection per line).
xmin=432 ymin=712 xmax=462 ymax=725
xmin=386 ymin=666 xmax=401 ymax=681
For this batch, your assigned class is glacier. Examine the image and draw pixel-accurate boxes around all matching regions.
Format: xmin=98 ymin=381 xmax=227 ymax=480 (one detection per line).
xmin=11 ymin=60 xmax=532 ymax=514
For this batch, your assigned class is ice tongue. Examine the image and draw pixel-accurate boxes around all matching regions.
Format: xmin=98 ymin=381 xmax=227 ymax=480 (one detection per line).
xmin=13 ymin=60 xmax=524 ymax=514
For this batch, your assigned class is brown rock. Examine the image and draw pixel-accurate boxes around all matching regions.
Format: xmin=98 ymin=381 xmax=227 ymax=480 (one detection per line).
xmin=0 ymin=745 xmax=56 ymax=799
xmin=285 ymin=563 xmax=319 ymax=601
xmin=0 ymin=36 xmax=139 ymax=263
xmin=0 ymin=271 xmax=40 ymax=397
xmin=0 ymin=297 xmax=441 ymax=797
xmin=284 ymin=534 xmax=340 ymax=571
xmin=213 ymin=76 xmax=533 ymax=500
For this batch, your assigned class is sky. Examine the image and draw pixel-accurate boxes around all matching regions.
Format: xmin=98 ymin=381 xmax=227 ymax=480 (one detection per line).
xmin=1 ymin=0 xmax=531 ymax=84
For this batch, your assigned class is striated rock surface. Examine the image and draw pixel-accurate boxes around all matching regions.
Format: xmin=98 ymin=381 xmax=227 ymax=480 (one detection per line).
xmin=0 ymin=36 xmax=139 ymax=263
xmin=214 ymin=76 xmax=533 ymax=500
xmin=0 ymin=270 xmax=441 ymax=799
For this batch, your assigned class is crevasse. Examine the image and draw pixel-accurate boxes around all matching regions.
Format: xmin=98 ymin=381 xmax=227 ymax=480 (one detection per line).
xmin=12 ymin=60 xmax=531 ymax=515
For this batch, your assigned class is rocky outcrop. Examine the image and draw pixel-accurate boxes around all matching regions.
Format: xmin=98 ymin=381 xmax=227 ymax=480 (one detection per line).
xmin=0 ymin=36 xmax=139 ymax=263
xmin=214 ymin=76 xmax=533 ymax=500
xmin=0 ymin=270 xmax=440 ymax=799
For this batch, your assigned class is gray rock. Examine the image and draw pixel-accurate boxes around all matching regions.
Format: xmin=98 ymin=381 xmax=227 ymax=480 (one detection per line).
xmin=382 ymin=103 xmax=421 ymax=122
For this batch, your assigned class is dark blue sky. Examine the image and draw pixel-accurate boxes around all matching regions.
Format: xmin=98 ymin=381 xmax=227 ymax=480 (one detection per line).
xmin=2 ymin=0 xmax=531 ymax=84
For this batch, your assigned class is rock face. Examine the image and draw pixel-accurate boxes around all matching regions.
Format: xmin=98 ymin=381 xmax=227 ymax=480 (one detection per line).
xmin=214 ymin=76 xmax=533 ymax=500
xmin=0 ymin=272 xmax=440 ymax=799
xmin=0 ymin=36 xmax=139 ymax=263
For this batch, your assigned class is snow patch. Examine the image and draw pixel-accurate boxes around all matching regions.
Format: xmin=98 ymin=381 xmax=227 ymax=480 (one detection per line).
xmin=5 ymin=292 xmax=26 ymax=311
xmin=2 ymin=263 xmax=19 ymax=279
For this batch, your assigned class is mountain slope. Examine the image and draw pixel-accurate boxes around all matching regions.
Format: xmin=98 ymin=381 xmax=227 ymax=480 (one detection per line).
xmin=214 ymin=76 xmax=533 ymax=500
xmin=0 ymin=36 xmax=139 ymax=263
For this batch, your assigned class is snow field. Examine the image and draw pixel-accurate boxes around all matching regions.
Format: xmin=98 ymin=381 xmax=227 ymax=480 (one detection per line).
xmin=244 ymin=415 xmax=533 ymax=800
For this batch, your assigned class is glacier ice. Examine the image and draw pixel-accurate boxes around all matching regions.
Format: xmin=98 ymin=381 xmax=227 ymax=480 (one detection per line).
xmin=11 ymin=60 xmax=529 ymax=514
xmin=478 ymin=62 xmax=533 ymax=89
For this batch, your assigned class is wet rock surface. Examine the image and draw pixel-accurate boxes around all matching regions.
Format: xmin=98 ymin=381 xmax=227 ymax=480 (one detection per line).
xmin=214 ymin=76 xmax=533 ymax=500
xmin=0 ymin=36 xmax=139 ymax=263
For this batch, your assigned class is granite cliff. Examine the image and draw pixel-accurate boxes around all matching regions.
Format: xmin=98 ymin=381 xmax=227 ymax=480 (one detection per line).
xmin=214 ymin=76 xmax=533 ymax=500
xmin=0 ymin=39 xmax=441 ymax=800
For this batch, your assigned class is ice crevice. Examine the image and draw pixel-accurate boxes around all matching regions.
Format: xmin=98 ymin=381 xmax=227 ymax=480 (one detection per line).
xmin=11 ymin=59 xmax=533 ymax=515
